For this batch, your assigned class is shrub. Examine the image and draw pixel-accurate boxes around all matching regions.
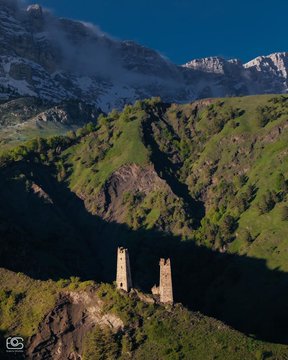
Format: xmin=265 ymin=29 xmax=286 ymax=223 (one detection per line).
xmin=83 ymin=326 xmax=120 ymax=360
xmin=256 ymin=105 xmax=273 ymax=127
xmin=257 ymin=190 xmax=277 ymax=214
xmin=281 ymin=206 xmax=288 ymax=221
xmin=220 ymin=215 xmax=237 ymax=236
xmin=240 ymin=229 xmax=253 ymax=243
xmin=275 ymin=173 xmax=288 ymax=194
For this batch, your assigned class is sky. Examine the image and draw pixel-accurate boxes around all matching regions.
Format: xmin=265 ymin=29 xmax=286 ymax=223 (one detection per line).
xmin=25 ymin=0 xmax=288 ymax=65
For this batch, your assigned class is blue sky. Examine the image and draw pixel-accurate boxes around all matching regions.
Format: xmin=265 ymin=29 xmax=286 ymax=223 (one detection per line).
xmin=26 ymin=0 xmax=288 ymax=64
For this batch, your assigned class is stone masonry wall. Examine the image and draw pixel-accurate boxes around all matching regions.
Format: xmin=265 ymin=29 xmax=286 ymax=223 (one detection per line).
xmin=159 ymin=258 xmax=173 ymax=304
xmin=116 ymin=247 xmax=132 ymax=292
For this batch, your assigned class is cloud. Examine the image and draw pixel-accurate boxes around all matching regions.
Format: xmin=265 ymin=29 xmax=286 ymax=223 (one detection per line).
xmin=2 ymin=0 xmax=183 ymax=90
xmin=42 ymin=14 xmax=124 ymax=78
xmin=79 ymin=22 xmax=107 ymax=38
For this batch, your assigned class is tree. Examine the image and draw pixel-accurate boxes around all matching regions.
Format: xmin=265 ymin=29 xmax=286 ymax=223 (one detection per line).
xmin=121 ymin=333 xmax=133 ymax=356
xmin=66 ymin=130 xmax=76 ymax=140
xmin=220 ymin=215 xmax=237 ymax=236
xmin=246 ymin=184 xmax=255 ymax=201
xmin=257 ymin=190 xmax=276 ymax=214
xmin=255 ymin=106 xmax=269 ymax=127
xmin=281 ymin=206 xmax=288 ymax=221
xmin=276 ymin=173 xmax=288 ymax=194
xmin=232 ymin=195 xmax=249 ymax=214
xmin=83 ymin=326 xmax=119 ymax=360
xmin=234 ymin=174 xmax=248 ymax=189
xmin=85 ymin=122 xmax=96 ymax=133
xmin=240 ymin=229 xmax=253 ymax=243
xmin=36 ymin=137 xmax=47 ymax=154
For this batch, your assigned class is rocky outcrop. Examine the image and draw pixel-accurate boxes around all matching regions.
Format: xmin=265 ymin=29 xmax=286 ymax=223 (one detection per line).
xmin=183 ymin=57 xmax=243 ymax=75
xmin=31 ymin=182 xmax=53 ymax=204
xmin=96 ymin=164 xmax=170 ymax=222
xmin=0 ymin=97 xmax=100 ymax=127
xmin=35 ymin=101 xmax=100 ymax=125
xmin=244 ymin=52 xmax=288 ymax=78
xmin=243 ymin=52 xmax=288 ymax=93
xmin=27 ymin=289 xmax=124 ymax=360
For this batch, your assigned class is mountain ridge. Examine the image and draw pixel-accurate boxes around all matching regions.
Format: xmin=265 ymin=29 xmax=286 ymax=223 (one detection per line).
xmin=0 ymin=1 xmax=287 ymax=112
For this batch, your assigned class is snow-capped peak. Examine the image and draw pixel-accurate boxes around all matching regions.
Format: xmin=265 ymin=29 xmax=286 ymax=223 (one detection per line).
xmin=0 ymin=1 xmax=287 ymax=111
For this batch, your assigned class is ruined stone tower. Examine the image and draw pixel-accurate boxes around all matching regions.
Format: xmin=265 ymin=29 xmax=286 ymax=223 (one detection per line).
xmin=159 ymin=258 xmax=173 ymax=304
xmin=152 ymin=258 xmax=173 ymax=304
xmin=116 ymin=247 xmax=132 ymax=292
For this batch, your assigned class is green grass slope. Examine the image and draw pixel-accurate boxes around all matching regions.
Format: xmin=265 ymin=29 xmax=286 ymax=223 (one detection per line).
xmin=65 ymin=104 xmax=150 ymax=198
xmin=1 ymin=95 xmax=288 ymax=349
xmin=0 ymin=269 xmax=287 ymax=360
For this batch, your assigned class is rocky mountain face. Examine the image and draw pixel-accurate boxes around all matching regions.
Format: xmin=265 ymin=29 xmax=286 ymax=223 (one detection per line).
xmin=0 ymin=0 xmax=287 ymax=113
xmin=0 ymin=97 xmax=101 ymax=149
xmin=243 ymin=52 xmax=288 ymax=93
xmin=182 ymin=53 xmax=288 ymax=97
xmin=27 ymin=289 xmax=124 ymax=360
xmin=0 ymin=97 xmax=99 ymax=127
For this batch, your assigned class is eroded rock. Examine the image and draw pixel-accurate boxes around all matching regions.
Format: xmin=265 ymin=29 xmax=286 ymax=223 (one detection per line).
xmin=27 ymin=290 xmax=123 ymax=360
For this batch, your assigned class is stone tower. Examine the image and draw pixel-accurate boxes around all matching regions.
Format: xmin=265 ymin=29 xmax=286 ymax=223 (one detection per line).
xmin=159 ymin=258 xmax=173 ymax=304
xmin=116 ymin=247 xmax=132 ymax=292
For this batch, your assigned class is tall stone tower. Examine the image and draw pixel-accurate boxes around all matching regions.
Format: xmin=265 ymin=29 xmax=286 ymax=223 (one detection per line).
xmin=116 ymin=247 xmax=132 ymax=292
xmin=159 ymin=258 xmax=173 ymax=304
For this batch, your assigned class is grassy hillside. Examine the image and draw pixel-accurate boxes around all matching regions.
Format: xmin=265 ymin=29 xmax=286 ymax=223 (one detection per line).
xmin=1 ymin=94 xmax=288 ymax=354
xmin=58 ymin=94 xmax=288 ymax=266
xmin=0 ymin=269 xmax=287 ymax=359
xmin=65 ymin=104 xmax=150 ymax=199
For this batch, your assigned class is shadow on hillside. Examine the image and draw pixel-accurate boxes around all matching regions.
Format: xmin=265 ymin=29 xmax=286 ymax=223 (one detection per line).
xmin=0 ymin=161 xmax=288 ymax=344
xmin=141 ymin=107 xmax=205 ymax=227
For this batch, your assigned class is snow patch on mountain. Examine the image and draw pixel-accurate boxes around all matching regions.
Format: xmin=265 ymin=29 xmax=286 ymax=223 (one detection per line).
xmin=0 ymin=1 xmax=287 ymax=112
